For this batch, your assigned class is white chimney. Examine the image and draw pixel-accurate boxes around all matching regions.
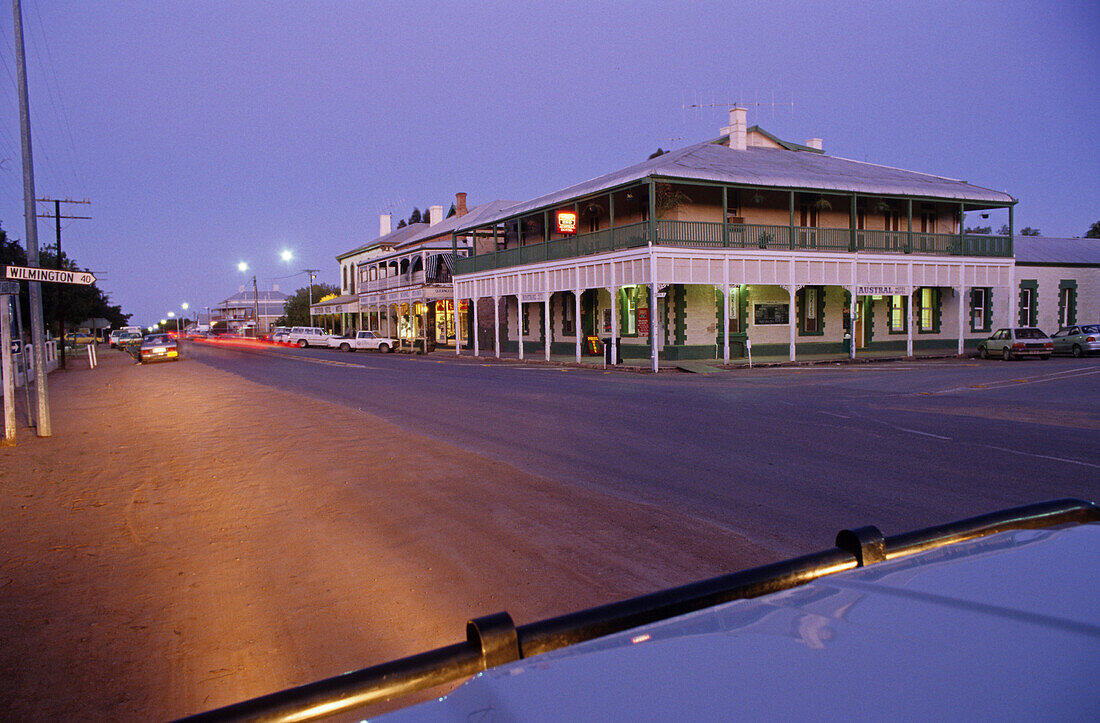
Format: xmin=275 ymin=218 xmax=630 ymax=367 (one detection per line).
xmin=380 ymin=213 xmax=392 ymax=237
xmin=727 ymin=107 xmax=747 ymax=151
xmin=429 ymin=204 xmax=443 ymax=226
xmin=272 ymin=283 xmax=279 ymax=292
xmin=806 ymin=138 xmax=823 ymax=151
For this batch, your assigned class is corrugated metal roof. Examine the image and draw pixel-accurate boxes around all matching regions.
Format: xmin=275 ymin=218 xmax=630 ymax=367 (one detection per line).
xmin=219 ymin=289 xmax=289 ymax=304
xmin=1013 ymin=236 xmax=1100 ymax=265
xmin=455 ymin=133 xmax=1015 ymax=231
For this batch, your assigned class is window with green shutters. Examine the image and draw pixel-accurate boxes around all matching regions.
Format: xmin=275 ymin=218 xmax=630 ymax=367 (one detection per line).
xmin=970 ymin=288 xmax=993 ymax=332
xmin=916 ymin=287 xmax=940 ymax=333
xmin=888 ymin=295 xmax=907 ymax=334
xmin=797 ymin=286 xmax=825 ymax=336
xmin=1058 ymin=280 xmax=1077 ymax=327
xmin=1018 ymin=280 xmax=1038 ymax=327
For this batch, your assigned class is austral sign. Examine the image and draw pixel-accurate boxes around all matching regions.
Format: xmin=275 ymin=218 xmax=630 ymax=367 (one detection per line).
xmin=3 ymin=265 xmax=96 ymax=285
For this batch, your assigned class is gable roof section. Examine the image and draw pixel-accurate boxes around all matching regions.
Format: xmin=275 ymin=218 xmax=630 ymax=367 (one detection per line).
xmin=1013 ymin=236 xmax=1100 ymax=265
xmin=455 ymin=130 xmax=1015 ymax=232
xmin=395 ymin=200 xmax=519 ymax=248
xmin=336 ymin=223 xmax=428 ymax=261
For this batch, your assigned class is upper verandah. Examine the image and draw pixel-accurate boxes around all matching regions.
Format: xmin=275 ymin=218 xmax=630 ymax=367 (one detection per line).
xmin=453 ymin=123 xmax=1015 ymax=235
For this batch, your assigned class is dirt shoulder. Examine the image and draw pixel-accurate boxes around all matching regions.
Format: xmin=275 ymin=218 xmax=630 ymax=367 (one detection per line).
xmin=0 ymin=348 xmax=775 ymax=721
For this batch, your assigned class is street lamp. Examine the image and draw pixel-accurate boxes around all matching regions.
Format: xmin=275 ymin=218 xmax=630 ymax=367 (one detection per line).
xmin=303 ymin=269 xmax=319 ymax=327
xmin=181 ymin=302 xmax=190 ymax=334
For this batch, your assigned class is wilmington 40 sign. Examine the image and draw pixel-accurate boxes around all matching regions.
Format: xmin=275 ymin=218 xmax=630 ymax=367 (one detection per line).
xmin=2 ymin=264 xmax=96 ymax=285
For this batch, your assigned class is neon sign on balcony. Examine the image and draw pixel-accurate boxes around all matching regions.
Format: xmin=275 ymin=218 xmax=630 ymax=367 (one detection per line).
xmin=556 ymin=211 xmax=578 ymax=235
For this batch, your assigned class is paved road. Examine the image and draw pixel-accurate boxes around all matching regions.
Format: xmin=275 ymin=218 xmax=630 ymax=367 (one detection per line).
xmin=185 ymin=341 xmax=1100 ymax=556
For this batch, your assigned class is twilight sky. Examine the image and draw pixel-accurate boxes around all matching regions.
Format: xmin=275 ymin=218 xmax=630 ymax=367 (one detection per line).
xmin=0 ymin=0 xmax=1096 ymax=326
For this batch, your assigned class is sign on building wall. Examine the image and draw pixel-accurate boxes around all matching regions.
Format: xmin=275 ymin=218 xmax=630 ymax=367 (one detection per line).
xmin=857 ymin=285 xmax=908 ymax=296
xmin=555 ymin=211 xmax=578 ymax=235
xmin=637 ymin=307 xmax=650 ymax=335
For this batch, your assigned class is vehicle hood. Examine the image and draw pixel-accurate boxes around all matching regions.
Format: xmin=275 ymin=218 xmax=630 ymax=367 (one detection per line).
xmin=382 ymin=524 xmax=1099 ymax=721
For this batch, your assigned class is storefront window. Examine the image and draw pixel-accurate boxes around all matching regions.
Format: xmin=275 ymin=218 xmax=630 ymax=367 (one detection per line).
xmin=435 ymin=300 xmax=454 ymax=342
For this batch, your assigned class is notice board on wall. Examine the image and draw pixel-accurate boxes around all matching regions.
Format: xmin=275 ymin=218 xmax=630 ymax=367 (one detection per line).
xmin=754 ymin=303 xmax=789 ymax=325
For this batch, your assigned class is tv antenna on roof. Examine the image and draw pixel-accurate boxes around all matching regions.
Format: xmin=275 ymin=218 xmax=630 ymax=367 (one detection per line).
xmin=378 ymin=197 xmax=406 ymax=216
xmin=682 ymin=90 xmax=794 ymax=123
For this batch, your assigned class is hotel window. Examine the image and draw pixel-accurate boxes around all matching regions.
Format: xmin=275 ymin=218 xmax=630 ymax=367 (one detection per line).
xmin=1059 ymin=282 xmax=1076 ymax=327
xmin=970 ymin=288 xmax=988 ymax=332
xmin=888 ymin=295 xmax=907 ymax=333
xmin=799 ymin=287 xmax=822 ymax=334
xmin=562 ymin=292 xmax=575 ymax=336
xmin=918 ymin=288 xmax=939 ymax=332
xmin=1018 ymin=281 xmax=1037 ymax=327
xmin=620 ymin=286 xmax=639 ymax=336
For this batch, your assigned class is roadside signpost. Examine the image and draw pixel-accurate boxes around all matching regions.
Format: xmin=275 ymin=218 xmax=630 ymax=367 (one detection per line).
xmin=0 ymin=269 xmax=97 ymax=444
xmin=1 ymin=281 xmax=17 ymax=445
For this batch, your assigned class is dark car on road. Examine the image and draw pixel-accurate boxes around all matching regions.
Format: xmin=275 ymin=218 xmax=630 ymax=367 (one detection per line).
xmin=977 ymin=327 xmax=1053 ymax=360
xmin=139 ymin=333 xmax=179 ymax=363
xmin=1050 ymin=324 xmax=1100 ymax=357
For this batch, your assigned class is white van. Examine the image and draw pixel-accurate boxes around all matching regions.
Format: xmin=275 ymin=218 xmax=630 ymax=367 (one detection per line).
xmin=287 ymin=327 xmax=330 ymax=348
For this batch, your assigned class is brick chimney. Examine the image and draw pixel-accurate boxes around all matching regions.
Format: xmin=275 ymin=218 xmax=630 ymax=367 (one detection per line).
xmin=429 ymin=204 xmax=443 ymax=226
xmin=380 ymin=213 xmax=391 ymax=236
xmin=727 ymin=107 xmax=747 ymax=151
xmin=806 ymin=138 xmax=823 ymax=150
xmin=455 ymin=192 xmax=468 ymax=217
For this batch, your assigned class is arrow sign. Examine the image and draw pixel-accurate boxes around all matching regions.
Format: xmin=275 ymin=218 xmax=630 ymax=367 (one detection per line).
xmin=3 ymin=265 xmax=96 ymax=285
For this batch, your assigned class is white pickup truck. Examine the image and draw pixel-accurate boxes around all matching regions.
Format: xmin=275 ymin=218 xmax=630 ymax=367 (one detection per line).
xmin=328 ymin=330 xmax=396 ymax=353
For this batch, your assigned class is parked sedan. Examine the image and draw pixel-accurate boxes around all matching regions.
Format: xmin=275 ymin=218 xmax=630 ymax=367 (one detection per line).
xmin=63 ymin=331 xmax=95 ymax=346
xmin=1050 ymin=324 xmax=1100 ymax=357
xmin=977 ymin=327 xmax=1053 ymax=360
xmin=139 ymin=333 xmax=179 ymax=363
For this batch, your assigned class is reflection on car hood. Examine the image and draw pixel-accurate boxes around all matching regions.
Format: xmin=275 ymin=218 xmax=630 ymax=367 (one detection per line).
xmin=384 ymin=525 xmax=1099 ymax=721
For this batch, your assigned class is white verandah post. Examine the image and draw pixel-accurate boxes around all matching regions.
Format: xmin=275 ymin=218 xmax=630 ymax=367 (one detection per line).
xmin=574 ymin=284 xmax=582 ymax=364
xmin=472 ymin=295 xmax=480 ymax=357
xmin=493 ymin=295 xmax=500 ymax=358
xmin=957 ymin=285 xmax=967 ymax=356
xmin=517 ymin=297 xmax=524 ymax=360
xmin=453 ymin=290 xmax=461 ymax=355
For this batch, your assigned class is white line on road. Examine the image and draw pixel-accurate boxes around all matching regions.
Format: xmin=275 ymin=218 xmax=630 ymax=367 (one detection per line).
xmin=976 ymin=445 xmax=1100 ymax=469
xmin=819 ymin=411 xmax=850 ymax=419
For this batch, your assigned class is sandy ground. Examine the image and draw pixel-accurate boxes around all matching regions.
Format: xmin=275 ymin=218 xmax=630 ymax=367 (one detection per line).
xmin=0 ymin=347 xmax=775 ymax=721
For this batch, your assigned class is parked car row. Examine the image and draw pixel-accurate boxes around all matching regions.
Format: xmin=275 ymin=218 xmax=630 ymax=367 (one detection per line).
xmin=266 ymin=326 xmax=396 ymax=352
xmin=977 ymin=324 xmax=1098 ymax=360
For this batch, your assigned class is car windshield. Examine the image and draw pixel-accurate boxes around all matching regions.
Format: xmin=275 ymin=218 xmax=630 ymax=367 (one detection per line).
xmin=144 ymin=335 xmax=169 ymax=344
xmin=1016 ymin=328 xmax=1048 ymax=339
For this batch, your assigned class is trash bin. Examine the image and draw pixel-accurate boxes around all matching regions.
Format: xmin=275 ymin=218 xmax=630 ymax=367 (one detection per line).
xmin=602 ymin=338 xmax=622 ymax=365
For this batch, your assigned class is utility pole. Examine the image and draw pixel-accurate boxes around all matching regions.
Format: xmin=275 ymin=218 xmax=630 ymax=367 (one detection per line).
xmin=252 ymin=275 xmax=260 ymax=335
xmin=36 ymin=197 xmax=91 ymax=370
xmin=303 ymin=269 xmax=319 ymax=326
xmin=12 ymin=0 xmax=50 ymax=436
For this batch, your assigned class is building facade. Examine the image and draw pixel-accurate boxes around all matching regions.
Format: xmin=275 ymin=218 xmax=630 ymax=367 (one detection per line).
xmin=354 ymin=194 xmax=515 ymax=350
xmin=214 ymin=287 xmax=289 ymax=334
xmin=1012 ymin=236 xmax=1099 ymax=331
xmin=450 ymin=110 xmax=1018 ymax=370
